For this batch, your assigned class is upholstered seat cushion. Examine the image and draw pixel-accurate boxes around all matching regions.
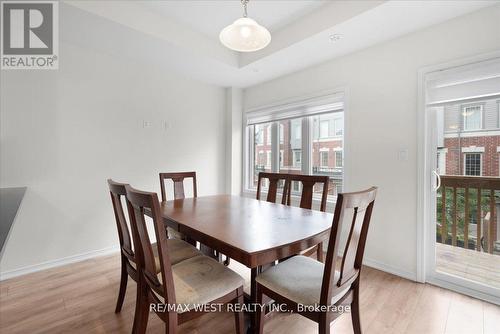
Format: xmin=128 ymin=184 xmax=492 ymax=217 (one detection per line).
xmin=166 ymin=255 xmax=244 ymax=312
xmin=130 ymin=239 xmax=201 ymax=272
xmin=255 ymin=255 xmax=348 ymax=306
xmin=166 ymin=239 xmax=201 ymax=266
xmin=167 ymin=226 xmax=185 ymax=240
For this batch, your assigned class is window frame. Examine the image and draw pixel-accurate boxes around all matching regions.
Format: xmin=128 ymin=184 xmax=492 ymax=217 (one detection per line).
xmin=497 ymin=100 xmax=500 ymax=128
xmin=320 ymin=150 xmax=329 ymax=167
xmin=243 ymin=89 xmax=347 ymax=204
xmin=333 ymin=117 xmax=343 ymax=137
xmin=245 ymin=112 xmax=343 ymax=200
xmin=335 ymin=150 xmax=343 ymax=168
xmin=463 ymin=152 xmax=482 ymax=176
xmin=462 ymin=104 xmax=483 ymax=131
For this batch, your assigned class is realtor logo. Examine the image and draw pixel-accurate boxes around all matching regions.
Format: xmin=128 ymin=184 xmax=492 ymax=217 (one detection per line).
xmin=1 ymin=1 xmax=58 ymax=69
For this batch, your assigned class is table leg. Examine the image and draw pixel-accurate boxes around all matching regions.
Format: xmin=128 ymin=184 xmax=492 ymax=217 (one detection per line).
xmin=247 ymin=267 xmax=258 ymax=334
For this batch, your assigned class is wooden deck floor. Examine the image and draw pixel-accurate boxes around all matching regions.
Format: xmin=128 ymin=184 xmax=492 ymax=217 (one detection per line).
xmin=0 ymin=253 xmax=499 ymax=334
xmin=436 ymin=243 xmax=500 ymax=289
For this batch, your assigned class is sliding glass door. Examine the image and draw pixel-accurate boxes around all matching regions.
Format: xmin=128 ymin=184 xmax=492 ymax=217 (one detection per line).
xmin=424 ymin=56 xmax=500 ymax=303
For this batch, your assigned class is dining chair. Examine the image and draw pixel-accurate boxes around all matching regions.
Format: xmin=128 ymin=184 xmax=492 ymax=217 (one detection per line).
xmin=159 ymin=171 xmax=197 ymax=202
xmin=159 ymin=171 xmax=227 ymax=264
xmin=124 ymin=185 xmax=245 ymax=334
xmin=107 ymin=179 xmax=201 ymax=313
xmin=159 ymin=172 xmax=196 ymax=241
xmin=254 ymin=187 xmax=377 ymax=334
xmin=256 ymin=172 xmax=289 ymax=204
xmin=284 ymin=174 xmax=330 ymax=262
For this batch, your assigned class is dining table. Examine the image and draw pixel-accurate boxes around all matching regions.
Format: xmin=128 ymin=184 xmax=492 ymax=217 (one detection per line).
xmin=153 ymin=194 xmax=334 ymax=332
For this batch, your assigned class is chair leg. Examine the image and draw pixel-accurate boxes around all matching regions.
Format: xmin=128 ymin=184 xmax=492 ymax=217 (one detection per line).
xmin=132 ymin=280 xmax=149 ymax=334
xmin=319 ymin=322 xmax=331 ymax=334
xmin=234 ymin=290 xmax=245 ymax=334
xmin=115 ymin=255 xmax=128 ymax=313
xmin=165 ymin=312 xmax=178 ymax=334
xmin=318 ymin=314 xmax=331 ymax=334
xmin=351 ymin=284 xmax=362 ymax=334
xmin=317 ymin=242 xmax=324 ymax=263
xmin=254 ymin=284 xmax=265 ymax=334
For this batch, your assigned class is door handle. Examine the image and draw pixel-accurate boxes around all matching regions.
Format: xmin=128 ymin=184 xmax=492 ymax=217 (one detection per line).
xmin=432 ymin=170 xmax=441 ymax=191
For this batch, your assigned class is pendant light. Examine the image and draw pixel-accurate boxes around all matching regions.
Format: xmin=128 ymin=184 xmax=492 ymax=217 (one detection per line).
xmin=219 ymin=0 xmax=271 ymax=52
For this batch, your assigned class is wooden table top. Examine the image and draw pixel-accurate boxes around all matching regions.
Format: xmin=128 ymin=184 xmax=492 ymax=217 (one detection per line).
xmin=160 ymin=195 xmax=333 ymax=267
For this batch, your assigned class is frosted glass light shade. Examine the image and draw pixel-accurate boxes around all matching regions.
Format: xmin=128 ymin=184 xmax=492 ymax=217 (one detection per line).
xmin=219 ymin=17 xmax=271 ymax=52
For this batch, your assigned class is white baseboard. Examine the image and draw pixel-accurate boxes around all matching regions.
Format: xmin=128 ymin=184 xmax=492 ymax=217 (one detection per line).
xmin=0 ymin=250 xmax=417 ymax=283
xmin=0 ymin=246 xmax=120 ymax=281
xmin=363 ymin=257 xmax=417 ymax=281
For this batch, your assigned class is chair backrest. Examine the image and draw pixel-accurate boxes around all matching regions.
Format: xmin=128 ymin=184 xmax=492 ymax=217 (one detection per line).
xmin=159 ymin=171 xmax=197 ymax=202
xmin=284 ymin=174 xmax=329 ymax=212
xmin=256 ymin=172 xmax=288 ymax=204
xmin=108 ymin=179 xmax=134 ymax=261
xmin=125 ymin=185 xmax=176 ymax=303
xmin=320 ymin=187 xmax=377 ymax=305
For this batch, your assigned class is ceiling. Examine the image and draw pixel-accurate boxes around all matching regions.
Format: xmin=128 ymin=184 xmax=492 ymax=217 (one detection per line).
xmin=63 ymin=1 xmax=500 ymax=88
xmin=142 ymin=0 xmax=329 ymax=40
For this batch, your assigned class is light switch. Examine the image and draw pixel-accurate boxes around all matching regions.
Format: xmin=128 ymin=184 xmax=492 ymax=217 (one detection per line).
xmin=398 ymin=149 xmax=409 ymax=161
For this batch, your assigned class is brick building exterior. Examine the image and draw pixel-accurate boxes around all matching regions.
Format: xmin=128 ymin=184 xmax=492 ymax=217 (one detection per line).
xmin=444 ymin=136 xmax=500 ymax=176
xmin=253 ymin=113 xmax=344 ymax=195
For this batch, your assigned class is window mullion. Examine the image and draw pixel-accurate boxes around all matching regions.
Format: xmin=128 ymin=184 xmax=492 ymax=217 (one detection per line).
xmin=248 ymin=126 xmax=255 ymax=190
xmin=302 ymin=117 xmax=311 ymax=175
xmin=271 ymin=122 xmax=279 ymax=172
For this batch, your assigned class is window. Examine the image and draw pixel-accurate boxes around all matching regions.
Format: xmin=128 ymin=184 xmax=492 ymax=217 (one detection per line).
xmin=245 ymin=93 xmax=345 ymax=202
xmin=464 ymin=153 xmax=481 ymax=176
xmin=320 ymin=151 xmax=329 ymax=167
xmin=462 ymin=105 xmax=482 ymax=131
xmin=333 ymin=116 xmax=343 ymax=136
xmin=320 ymin=120 xmax=329 ymax=138
xmin=279 ymin=119 xmax=301 ymax=172
xmin=335 ymin=150 xmax=343 ymax=167
xmin=498 ymin=100 xmax=500 ymax=128
xmin=293 ymin=150 xmax=301 ymax=167
xmin=266 ymin=125 xmax=271 ymax=145
xmin=312 ymin=112 xmax=343 ymax=197
xmin=251 ymin=123 xmax=273 ymax=188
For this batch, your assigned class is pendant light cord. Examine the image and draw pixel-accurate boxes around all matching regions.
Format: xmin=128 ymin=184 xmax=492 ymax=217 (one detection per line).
xmin=241 ymin=0 xmax=249 ymax=18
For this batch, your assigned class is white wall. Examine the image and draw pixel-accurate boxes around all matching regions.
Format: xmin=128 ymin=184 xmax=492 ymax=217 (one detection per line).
xmin=0 ymin=41 xmax=226 ymax=275
xmin=244 ymin=5 xmax=500 ymax=279
xmin=225 ymin=87 xmax=243 ymax=195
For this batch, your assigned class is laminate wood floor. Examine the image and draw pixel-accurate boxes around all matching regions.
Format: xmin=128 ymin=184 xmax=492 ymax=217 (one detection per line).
xmin=0 ymin=253 xmax=498 ymax=333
